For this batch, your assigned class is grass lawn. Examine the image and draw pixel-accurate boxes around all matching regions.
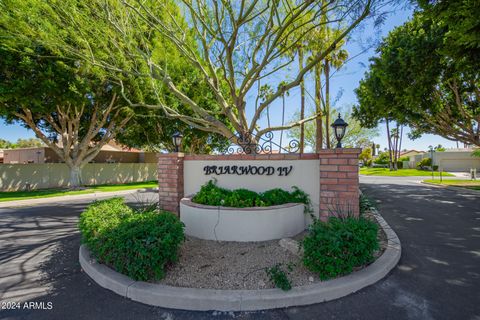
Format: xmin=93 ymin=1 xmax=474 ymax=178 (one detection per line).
xmin=360 ymin=167 xmax=455 ymax=177
xmin=0 ymin=181 xmax=158 ymax=202
xmin=423 ymin=179 xmax=480 ymax=191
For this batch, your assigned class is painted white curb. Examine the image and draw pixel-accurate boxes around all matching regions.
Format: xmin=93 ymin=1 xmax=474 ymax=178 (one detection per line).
xmin=79 ymin=210 xmax=401 ymax=311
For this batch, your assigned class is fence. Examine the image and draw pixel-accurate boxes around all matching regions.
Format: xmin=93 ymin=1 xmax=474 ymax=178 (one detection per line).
xmin=0 ymin=163 xmax=157 ymax=191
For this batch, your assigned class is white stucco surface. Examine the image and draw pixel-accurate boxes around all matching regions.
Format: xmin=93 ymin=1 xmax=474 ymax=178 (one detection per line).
xmin=180 ymin=199 xmax=306 ymax=241
xmin=183 ymin=159 xmax=320 ymax=219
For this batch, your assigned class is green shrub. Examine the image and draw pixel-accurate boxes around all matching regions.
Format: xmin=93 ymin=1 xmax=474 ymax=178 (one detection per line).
xmin=79 ymin=197 xmax=133 ymax=245
xmin=303 ymin=217 xmax=379 ymax=280
xmin=261 ymin=188 xmax=292 ymax=206
xmin=223 ymin=188 xmax=264 ymax=207
xmin=266 ymin=264 xmax=292 ymax=291
xmin=79 ymin=198 xmax=184 ymax=281
xmin=191 ymin=180 xmax=230 ymax=205
xmin=192 ymin=180 xmax=311 ymax=213
xmin=373 ymin=151 xmax=390 ymax=165
xmin=416 ymin=157 xmax=432 ymax=168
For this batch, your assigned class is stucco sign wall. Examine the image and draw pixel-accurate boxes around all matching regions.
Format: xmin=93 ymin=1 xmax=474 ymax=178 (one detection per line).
xmin=184 ymin=155 xmax=320 ymax=219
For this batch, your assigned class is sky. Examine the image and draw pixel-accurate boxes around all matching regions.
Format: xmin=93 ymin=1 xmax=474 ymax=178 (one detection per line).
xmin=0 ymin=3 xmax=461 ymax=152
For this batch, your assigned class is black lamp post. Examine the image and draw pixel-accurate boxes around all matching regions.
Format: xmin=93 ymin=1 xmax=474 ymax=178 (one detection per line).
xmin=331 ymin=113 xmax=348 ymax=148
xmin=172 ymin=131 xmax=183 ymax=152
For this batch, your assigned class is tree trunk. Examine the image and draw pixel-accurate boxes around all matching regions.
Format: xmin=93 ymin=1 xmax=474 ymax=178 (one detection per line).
xmin=397 ymin=125 xmax=403 ymax=168
xmin=324 ymin=60 xmax=331 ymax=149
xmin=315 ymin=64 xmax=323 ymax=152
xmin=279 ymin=93 xmax=286 ymax=150
xmin=299 ymin=48 xmax=305 ymax=154
xmin=69 ymin=164 xmax=82 ymax=188
xmin=386 ymin=119 xmax=393 ymax=171
xmin=393 ymin=123 xmax=399 ymax=171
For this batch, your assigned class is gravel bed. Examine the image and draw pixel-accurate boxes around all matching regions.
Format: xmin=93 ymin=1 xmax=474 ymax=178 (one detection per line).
xmin=159 ymin=213 xmax=387 ymax=290
xmin=160 ymin=236 xmax=315 ymax=290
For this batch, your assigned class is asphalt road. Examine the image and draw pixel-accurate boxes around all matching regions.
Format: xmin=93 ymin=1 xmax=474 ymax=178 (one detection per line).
xmin=0 ymin=177 xmax=479 ymax=320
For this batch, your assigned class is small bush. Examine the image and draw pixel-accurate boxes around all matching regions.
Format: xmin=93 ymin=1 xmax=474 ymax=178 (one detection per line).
xmin=192 ymin=180 xmax=311 ymax=212
xmin=223 ymin=188 xmax=264 ymax=207
xmin=79 ymin=198 xmax=184 ymax=281
xmin=416 ymin=157 xmax=432 ymax=169
xmin=191 ymin=180 xmax=230 ymax=205
xmin=359 ymin=194 xmax=376 ymax=215
xmin=266 ymin=264 xmax=292 ymax=291
xmin=303 ymin=217 xmax=379 ymax=280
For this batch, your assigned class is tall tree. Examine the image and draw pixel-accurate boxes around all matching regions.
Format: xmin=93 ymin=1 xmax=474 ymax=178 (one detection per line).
xmin=306 ymin=21 xmax=348 ymax=150
xmin=1 ymin=0 xmax=377 ymax=149
xmin=0 ymin=46 xmax=134 ymax=187
xmin=354 ymin=9 xmax=480 ymax=147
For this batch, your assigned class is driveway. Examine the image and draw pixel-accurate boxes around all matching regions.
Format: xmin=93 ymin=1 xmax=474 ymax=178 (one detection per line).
xmin=0 ymin=178 xmax=479 ymax=320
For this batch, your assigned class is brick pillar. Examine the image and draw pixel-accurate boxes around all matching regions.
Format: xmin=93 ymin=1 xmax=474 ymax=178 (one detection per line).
xmin=319 ymin=148 xmax=361 ymax=219
xmin=157 ymin=153 xmax=184 ymax=214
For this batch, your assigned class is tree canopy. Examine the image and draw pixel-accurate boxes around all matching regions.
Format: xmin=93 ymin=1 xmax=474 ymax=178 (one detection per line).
xmin=354 ymin=2 xmax=480 ymax=147
xmin=0 ymin=138 xmax=45 ymax=149
xmin=0 ymin=44 xmax=135 ymax=186
xmin=0 ymin=0 xmax=379 ymax=148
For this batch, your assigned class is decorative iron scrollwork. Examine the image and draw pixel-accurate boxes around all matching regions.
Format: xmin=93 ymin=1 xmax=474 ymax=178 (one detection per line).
xmin=222 ymin=131 xmax=300 ymax=155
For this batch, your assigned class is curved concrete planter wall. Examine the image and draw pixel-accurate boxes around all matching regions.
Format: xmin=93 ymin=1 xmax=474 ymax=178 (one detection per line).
xmin=180 ymin=198 xmax=305 ymax=242
xmin=79 ymin=210 xmax=401 ymax=311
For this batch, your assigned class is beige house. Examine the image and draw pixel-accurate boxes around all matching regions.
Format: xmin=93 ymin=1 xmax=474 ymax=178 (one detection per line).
xmin=412 ymin=149 xmax=480 ymax=172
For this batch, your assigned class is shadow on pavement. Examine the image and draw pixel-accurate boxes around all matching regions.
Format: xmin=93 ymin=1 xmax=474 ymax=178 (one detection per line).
xmin=1 ymin=184 xmax=479 ymax=320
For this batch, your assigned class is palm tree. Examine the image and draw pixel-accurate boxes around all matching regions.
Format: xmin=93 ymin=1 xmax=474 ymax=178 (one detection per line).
xmin=306 ymin=19 xmax=348 ymax=150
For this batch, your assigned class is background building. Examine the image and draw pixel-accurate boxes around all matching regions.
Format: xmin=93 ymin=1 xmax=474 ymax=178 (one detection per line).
xmin=1 ymin=141 xmax=157 ymax=164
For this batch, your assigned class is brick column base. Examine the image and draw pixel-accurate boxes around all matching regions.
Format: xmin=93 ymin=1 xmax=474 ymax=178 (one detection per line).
xmin=158 ymin=153 xmax=184 ymax=214
xmin=318 ymin=149 xmax=361 ymax=220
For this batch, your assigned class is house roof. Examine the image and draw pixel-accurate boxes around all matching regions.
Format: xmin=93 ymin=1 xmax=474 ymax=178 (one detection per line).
xmin=400 ymin=150 xmax=424 ymax=156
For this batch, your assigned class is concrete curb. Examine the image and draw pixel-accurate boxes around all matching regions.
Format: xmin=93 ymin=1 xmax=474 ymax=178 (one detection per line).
xmin=79 ymin=211 xmax=401 ymax=311
xmin=421 ymin=181 xmax=480 ymax=194
xmin=0 ymin=188 xmax=157 ymax=208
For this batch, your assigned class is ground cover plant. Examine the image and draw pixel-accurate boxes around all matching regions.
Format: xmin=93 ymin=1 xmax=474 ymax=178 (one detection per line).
xmin=360 ymin=168 xmax=453 ymax=177
xmin=192 ymin=180 xmax=311 ymax=212
xmin=302 ymin=215 xmax=379 ymax=280
xmin=79 ymin=197 xmax=184 ymax=281
xmin=266 ymin=264 xmax=293 ymax=291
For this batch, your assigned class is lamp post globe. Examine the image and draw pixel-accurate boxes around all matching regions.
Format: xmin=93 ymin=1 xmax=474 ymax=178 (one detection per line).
xmin=331 ymin=113 xmax=348 ymax=148
xmin=172 ymin=131 xmax=183 ymax=153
